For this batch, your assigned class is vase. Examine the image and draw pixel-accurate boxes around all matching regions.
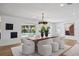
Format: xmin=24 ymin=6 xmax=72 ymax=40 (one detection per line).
xmin=45 ymin=31 xmax=48 ymax=37
xmin=41 ymin=32 xmax=44 ymax=37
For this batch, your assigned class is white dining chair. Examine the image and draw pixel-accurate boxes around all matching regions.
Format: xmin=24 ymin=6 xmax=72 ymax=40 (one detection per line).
xmin=21 ymin=39 xmax=35 ymax=55
xmin=59 ymin=40 xmax=65 ymax=49
xmin=52 ymin=37 xmax=65 ymax=49
xmin=51 ymin=42 xmax=59 ymax=52
xmin=53 ymin=37 xmax=60 ymax=43
xmin=37 ymin=40 xmax=52 ymax=56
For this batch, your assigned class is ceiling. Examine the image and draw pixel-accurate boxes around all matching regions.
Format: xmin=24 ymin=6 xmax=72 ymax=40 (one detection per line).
xmin=0 ymin=3 xmax=79 ymax=22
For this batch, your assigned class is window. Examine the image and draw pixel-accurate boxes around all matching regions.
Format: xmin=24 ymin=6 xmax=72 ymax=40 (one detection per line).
xmin=21 ymin=25 xmax=36 ymax=33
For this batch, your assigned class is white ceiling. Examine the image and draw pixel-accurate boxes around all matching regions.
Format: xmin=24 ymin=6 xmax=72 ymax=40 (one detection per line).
xmin=0 ymin=3 xmax=79 ymax=22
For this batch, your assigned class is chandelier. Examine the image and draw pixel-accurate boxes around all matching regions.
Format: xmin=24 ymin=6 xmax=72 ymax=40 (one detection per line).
xmin=39 ymin=12 xmax=48 ymax=24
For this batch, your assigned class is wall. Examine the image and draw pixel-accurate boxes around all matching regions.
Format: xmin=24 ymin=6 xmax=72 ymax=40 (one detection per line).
xmin=75 ymin=20 xmax=79 ymax=40
xmin=56 ymin=22 xmax=65 ymax=37
xmin=56 ymin=19 xmax=79 ymax=40
xmin=2 ymin=15 xmax=79 ymax=45
xmin=0 ymin=15 xmax=37 ymax=45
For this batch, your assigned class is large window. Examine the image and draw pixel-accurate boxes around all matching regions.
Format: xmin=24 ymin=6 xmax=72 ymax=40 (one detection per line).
xmin=21 ymin=25 xmax=36 ymax=37
xmin=21 ymin=25 xmax=36 ymax=33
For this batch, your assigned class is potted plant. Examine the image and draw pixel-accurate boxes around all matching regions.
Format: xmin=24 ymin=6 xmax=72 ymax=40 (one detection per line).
xmin=45 ymin=27 xmax=50 ymax=37
xmin=40 ymin=26 xmax=45 ymax=37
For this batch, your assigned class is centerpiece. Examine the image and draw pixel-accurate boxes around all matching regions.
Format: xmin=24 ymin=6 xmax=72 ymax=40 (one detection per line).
xmin=38 ymin=12 xmax=50 ymax=37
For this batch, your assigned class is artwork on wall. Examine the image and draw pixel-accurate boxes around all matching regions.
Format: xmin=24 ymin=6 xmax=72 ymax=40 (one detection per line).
xmin=11 ymin=32 xmax=17 ymax=38
xmin=65 ymin=23 xmax=74 ymax=36
xmin=6 ymin=23 xmax=13 ymax=30
xmin=21 ymin=25 xmax=36 ymax=33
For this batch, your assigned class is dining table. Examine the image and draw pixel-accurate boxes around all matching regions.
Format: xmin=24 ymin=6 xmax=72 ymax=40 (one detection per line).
xmin=28 ymin=36 xmax=58 ymax=52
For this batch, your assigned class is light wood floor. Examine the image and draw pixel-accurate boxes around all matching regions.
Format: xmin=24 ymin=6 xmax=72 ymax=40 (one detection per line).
xmin=59 ymin=39 xmax=77 ymax=56
xmin=64 ymin=39 xmax=77 ymax=46
xmin=0 ymin=43 xmax=21 ymax=56
xmin=0 ymin=39 xmax=77 ymax=56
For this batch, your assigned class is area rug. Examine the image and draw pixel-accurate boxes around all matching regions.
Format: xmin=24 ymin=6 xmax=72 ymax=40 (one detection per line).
xmin=63 ymin=43 xmax=79 ymax=56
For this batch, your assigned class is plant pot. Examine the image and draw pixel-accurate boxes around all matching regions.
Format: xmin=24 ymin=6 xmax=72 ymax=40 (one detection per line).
xmin=41 ymin=32 xmax=44 ymax=37
xmin=45 ymin=31 xmax=48 ymax=37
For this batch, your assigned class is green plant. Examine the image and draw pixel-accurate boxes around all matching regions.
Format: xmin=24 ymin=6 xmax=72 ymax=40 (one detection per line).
xmin=21 ymin=29 xmax=28 ymax=33
xmin=45 ymin=27 xmax=50 ymax=32
xmin=31 ymin=27 xmax=36 ymax=33
xmin=39 ymin=26 xmax=50 ymax=37
xmin=44 ymin=26 xmax=50 ymax=37
xmin=22 ymin=25 xmax=25 ymax=28
xmin=40 ymin=26 xmax=46 ymax=33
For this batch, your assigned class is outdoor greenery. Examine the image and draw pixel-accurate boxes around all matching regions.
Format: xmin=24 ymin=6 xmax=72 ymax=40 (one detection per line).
xmin=21 ymin=25 xmax=36 ymax=33
xmin=21 ymin=28 xmax=28 ymax=33
xmin=30 ymin=26 xmax=36 ymax=33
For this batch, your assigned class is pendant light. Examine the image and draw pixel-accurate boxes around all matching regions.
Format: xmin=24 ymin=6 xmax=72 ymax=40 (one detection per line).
xmin=39 ymin=12 xmax=48 ymax=24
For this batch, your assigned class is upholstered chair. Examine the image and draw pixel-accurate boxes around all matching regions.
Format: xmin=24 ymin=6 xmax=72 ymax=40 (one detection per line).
xmin=22 ymin=39 xmax=35 ymax=55
xmin=51 ymin=42 xmax=59 ymax=52
xmin=59 ymin=40 xmax=65 ymax=49
xmin=37 ymin=40 xmax=52 ymax=56
xmin=52 ymin=37 xmax=65 ymax=49
xmin=53 ymin=37 xmax=60 ymax=43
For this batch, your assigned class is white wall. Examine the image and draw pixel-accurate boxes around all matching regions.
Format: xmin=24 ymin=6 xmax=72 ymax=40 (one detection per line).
xmin=56 ymin=22 xmax=65 ymax=37
xmin=1 ymin=15 xmax=37 ymax=41
xmin=55 ymin=19 xmax=79 ymax=40
xmin=0 ymin=15 xmax=38 ymax=45
xmin=0 ymin=15 xmax=59 ymax=46
xmin=1 ymin=15 xmax=58 ymax=40
xmin=1 ymin=14 xmax=79 ymax=45
xmin=75 ymin=20 xmax=79 ymax=40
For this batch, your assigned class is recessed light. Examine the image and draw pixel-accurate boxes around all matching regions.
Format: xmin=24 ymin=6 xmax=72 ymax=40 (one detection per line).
xmin=60 ymin=4 xmax=64 ymax=7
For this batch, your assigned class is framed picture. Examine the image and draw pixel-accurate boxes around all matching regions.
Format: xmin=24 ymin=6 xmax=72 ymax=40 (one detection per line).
xmin=6 ymin=23 xmax=13 ymax=30
xmin=65 ymin=23 xmax=74 ymax=36
xmin=11 ymin=32 xmax=17 ymax=38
